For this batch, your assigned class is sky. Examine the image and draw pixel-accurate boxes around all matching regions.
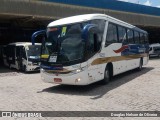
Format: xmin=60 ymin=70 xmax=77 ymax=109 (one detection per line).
xmin=117 ymin=0 xmax=160 ymax=8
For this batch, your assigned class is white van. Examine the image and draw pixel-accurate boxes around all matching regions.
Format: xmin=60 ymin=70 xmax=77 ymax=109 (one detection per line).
xmin=3 ymin=42 xmax=41 ymax=72
xmin=149 ymin=43 xmax=160 ymax=57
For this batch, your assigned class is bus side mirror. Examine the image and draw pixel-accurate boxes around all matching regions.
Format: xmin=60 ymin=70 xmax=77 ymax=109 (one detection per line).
xmin=88 ymin=27 xmax=100 ymax=52
xmin=31 ymin=30 xmax=46 ymax=45
xmin=82 ymin=24 xmax=98 ymax=41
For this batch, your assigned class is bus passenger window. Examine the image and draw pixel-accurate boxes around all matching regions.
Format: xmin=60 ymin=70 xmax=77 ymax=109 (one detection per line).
xmin=144 ymin=34 xmax=149 ymax=43
xmin=127 ymin=29 xmax=134 ymax=44
xmin=134 ymin=31 xmax=140 ymax=44
xmin=140 ymin=33 xmax=145 ymax=44
xmin=105 ymin=23 xmax=118 ymax=46
xmin=22 ymin=47 xmax=27 ymax=59
xmin=118 ymin=26 xmax=127 ymax=43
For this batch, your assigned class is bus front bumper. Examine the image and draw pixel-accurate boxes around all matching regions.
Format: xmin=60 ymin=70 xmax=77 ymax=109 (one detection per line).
xmin=26 ymin=65 xmax=40 ymax=71
xmin=41 ymin=69 xmax=89 ymax=85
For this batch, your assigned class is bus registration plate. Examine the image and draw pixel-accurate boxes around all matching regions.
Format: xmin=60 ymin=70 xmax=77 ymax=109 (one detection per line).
xmin=54 ymin=78 xmax=62 ymax=82
xmin=49 ymin=56 xmax=57 ymax=62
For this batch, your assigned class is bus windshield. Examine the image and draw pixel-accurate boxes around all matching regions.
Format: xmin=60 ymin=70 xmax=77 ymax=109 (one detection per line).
xmin=27 ymin=45 xmax=41 ymax=59
xmin=42 ymin=22 xmax=86 ymax=65
xmin=41 ymin=19 xmax=105 ymax=65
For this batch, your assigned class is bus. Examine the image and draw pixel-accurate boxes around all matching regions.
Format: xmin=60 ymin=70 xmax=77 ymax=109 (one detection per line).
xmin=3 ymin=42 xmax=41 ymax=72
xmin=32 ymin=14 xmax=149 ymax=85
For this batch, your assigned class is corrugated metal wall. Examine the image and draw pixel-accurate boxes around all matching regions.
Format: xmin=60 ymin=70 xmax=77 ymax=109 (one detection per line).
xmin=43 ymin=0 xmax=160 ymax=16
xmin=1 ymin=0 xmax=160 ymax=27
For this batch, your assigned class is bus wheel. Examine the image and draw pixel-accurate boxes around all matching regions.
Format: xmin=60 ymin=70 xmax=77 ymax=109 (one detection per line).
xmin=138 ymin=59 xmax=143 ymax=71
xmin=102 ymin=67 xmax=110 ymax=84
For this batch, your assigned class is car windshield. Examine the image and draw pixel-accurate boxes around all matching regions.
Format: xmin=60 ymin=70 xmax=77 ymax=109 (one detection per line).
xmin=154 ymin=47 xmax=160 ymax=52
xmin=27 ymin=45 xmax=41 ymax=58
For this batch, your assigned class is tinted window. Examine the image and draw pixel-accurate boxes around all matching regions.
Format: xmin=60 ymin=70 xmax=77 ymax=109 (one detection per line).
xmin=7 ymin=45 xmax=15 ymax=57
xmin=106 ymin=23 xmax=118 ymax=45
xmin=22 ymin=47 xmax=27 ymax=59
xmin=27 ymin=45 xmax=41 ymax=57
xmin=90 ymin=19 xmax=106 ymax=50
xmin=134 ymin=31 xmax=140 ymax=44
xmin=144 ymin=34 xmax=149 ymax=43
xmin=140 ymin=33 xmax=145 ymax=44
xmin=154 ymin=47 xmax=160 ymax=52
xmin=87 ymin=32 xmax=95 ymax=53
xmin=118 ymin=26 xmax=127 ymax=43
xmin=149 ymin=47 xmax=152 ymax=51
xmin=16 ymin=46 xmax=20 ymax=57
xmin=127 ymin=29 xmax=134 ymax=44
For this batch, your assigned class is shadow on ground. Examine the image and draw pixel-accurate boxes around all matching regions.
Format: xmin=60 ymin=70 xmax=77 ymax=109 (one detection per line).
xmin=39 ymin=67 xmax=153 ymax=99
xmin=149 ymin=56 xmax=160 ymax=60
xmin=0 ymin=65 xmax=40 ymax=75
xmin=0 ymin=65 xmax=16 ymax=73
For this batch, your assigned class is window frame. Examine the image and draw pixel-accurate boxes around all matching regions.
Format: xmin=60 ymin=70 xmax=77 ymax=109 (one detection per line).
xmin=117 ymin=25 xmax=128 ymax=43
xmin=105 ymin=22 xmax=118 ymax=46
xmin=127 ymin=29 xmax=134 ymax=44
xmin=134 ymin=31 xmax=140 ymax=44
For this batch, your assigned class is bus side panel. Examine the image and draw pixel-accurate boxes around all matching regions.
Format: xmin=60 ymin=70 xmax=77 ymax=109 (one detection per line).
xmin=143 ymin=56 xmax=149 ymax=65
xmin=127 ymin=58 xmax=140 ymax=71
xmin=100 ymin=43 xmax=127 ymax=76
xmin=112 ymin=61 xmax=127 ymax=76
xmin=87 ymin=54 xmax=104 ymax=83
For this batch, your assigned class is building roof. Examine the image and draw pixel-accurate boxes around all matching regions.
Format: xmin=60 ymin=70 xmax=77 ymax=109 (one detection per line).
xmin=44 ymin=0 xmax=160 ymax=17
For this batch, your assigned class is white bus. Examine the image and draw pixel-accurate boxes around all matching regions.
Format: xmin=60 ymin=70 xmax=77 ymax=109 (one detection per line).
xmin=3 ymin=42 xmax=41 ymax=72
xmin=32 ymin=14 xmax=149 ymax=85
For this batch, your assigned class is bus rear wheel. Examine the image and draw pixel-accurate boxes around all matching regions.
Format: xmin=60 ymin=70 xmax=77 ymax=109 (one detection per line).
xmin=101 ymin=67 xmax=110 ymax=84
xmin=138 ymin=58 xmax=143 ymax=71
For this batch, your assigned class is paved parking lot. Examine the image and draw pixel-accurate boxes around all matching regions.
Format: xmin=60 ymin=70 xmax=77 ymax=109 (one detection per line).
xmin=0 ymin=59 xmax=160 ymax=120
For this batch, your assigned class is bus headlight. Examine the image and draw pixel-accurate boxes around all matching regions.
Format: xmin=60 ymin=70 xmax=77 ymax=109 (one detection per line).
xmin=28 ymin=62 xmax=32 ymax=66
xmin=40 ymin=68 xmax=44 ymax=73
xmin=71 ymin=69 xmax=82 ymax=74
xmin=71 ymin=66 xmax=88 ymax=74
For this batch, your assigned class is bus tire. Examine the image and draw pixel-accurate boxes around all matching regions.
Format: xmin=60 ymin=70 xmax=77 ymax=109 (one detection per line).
xmin=138 ymin=58 xmax=143 ymax=71
xmin=101 ymin=66 xmax=110 ymax=84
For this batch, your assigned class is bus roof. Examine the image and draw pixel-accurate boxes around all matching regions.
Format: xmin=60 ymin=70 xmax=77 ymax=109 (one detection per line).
xmin=48 ymin=14 xmax=147 ymax=34
xmin=8 ymin=42 xmax=41 ymax=46
xmin=149 ymin=43 xmax=160 ymax=47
